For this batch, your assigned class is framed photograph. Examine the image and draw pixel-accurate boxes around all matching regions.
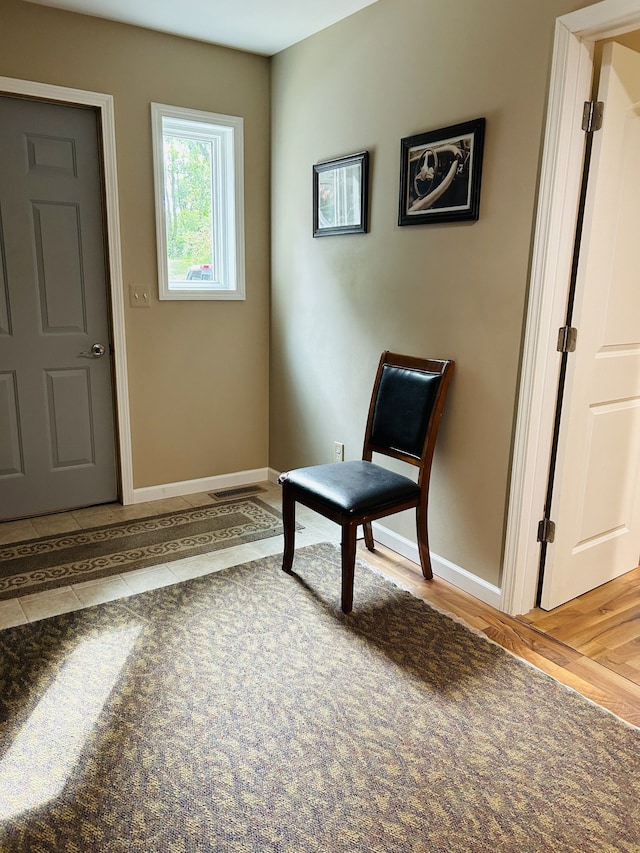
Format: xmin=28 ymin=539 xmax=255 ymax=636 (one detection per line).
xmin=398 ymin=118 xmax=485 ymax=226
xmin=313 ymin=151 xmax=369 ymax=237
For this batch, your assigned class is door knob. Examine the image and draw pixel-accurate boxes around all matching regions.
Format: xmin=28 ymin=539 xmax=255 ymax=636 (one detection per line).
xmin=79 ymin=343 xmax=106 ymax=358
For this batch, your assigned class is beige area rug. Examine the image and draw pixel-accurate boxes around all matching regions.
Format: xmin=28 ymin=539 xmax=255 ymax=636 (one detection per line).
xmin=0 ymin=542 xmax=639 ymax=852
xmin=0 ymin=497 xmax=287 ymax=600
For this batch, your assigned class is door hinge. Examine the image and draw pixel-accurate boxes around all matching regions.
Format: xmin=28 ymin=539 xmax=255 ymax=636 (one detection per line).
xmin=582 ymin=100 xmax=604 ymax=133
xmin=537 ymin=518 xmax=556 ymax=544
xmin=557 ymin=326 xmax=577 ymax=353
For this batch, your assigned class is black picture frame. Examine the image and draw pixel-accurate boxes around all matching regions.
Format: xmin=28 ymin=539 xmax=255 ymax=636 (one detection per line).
xmin=398 ymin=118 xmax=485 ymax=226
xmin=313 ymin=151 xmax=369 ymax=237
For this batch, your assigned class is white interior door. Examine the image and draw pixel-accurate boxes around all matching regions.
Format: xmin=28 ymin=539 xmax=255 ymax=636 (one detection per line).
xmin=541 ymin=42 xmax=640 ymax=610
xmin=0 ymin=96 xmax=118 ymax=520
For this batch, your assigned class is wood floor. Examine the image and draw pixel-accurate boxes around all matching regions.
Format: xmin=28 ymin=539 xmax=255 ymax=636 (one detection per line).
xmin=519 ymin=565 xmax=640 ymax=688
xmin=362 ymin=544 xmax=640 ymax=728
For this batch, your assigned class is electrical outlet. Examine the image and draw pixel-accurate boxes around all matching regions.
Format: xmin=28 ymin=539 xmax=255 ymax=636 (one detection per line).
xmin=129 ymin=285 xmax=151 ymax=308
xmin=334 ymin=441 xmax=344 ymax=462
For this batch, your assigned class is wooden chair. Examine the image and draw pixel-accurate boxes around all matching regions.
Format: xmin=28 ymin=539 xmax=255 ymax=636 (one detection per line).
xmin=278 ymin=351 xmax=455 ymax=613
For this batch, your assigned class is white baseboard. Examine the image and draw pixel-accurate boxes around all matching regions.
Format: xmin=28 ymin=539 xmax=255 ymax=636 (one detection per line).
xmin=131 ymin=467 xmax=272 ymax=504
xmin=371 ymin=521 xmax=503 ymax=610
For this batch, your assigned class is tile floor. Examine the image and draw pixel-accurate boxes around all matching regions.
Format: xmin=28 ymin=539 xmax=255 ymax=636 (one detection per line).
xmin=0 ymin=481 xmax=341 ymax=631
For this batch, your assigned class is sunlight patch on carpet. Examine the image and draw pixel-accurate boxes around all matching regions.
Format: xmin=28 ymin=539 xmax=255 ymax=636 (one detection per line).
xmin=0 ymin=624 xmax=141 ymax=820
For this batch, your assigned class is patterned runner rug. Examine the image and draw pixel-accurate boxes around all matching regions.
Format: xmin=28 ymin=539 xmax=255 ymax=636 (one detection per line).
xmin=0 ymin=497 xmax=286 ymax=600
xmin=0 ymin=542 xmax=638 ymax=852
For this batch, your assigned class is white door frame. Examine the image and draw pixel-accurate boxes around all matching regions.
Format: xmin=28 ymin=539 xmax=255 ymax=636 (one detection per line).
xmin=0 ymin=76 xmax=134 ymax=505
xmin=501 ymin=0 xmax=640 ymax=617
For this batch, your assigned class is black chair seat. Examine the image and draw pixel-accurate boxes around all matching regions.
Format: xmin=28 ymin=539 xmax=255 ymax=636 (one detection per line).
xmin=281 ymin=461 xmax=420 ymax=516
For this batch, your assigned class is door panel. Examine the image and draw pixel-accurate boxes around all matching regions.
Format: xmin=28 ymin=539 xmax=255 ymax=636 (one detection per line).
xmin=541 ymin=42 xmax=640 ymax=609
xmin=33 ymin=202 xmax=87 ymax=334
xmin=0 ymin=216 xmax=9 ymax=336
xmin=577 ymin=400 xmax=640 ymax=542
xmin=26 ymin=132 xmax=78 ymax=175
xmin=45 ymin=368 xmax=95 ymax=468
xmin=0 ymin=372 xmax=22 ymax=477
xmin=0 ymin=96 xmax=118 ymax=520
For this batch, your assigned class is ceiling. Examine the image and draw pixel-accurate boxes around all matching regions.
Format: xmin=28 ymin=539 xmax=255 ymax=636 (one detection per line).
xmin=23 ymin=0 xmax=379 ymax=56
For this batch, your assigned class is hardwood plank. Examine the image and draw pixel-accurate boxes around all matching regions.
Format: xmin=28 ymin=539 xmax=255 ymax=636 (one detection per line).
xmin=564 ymin=657 xmax=640 ymax=727
xmin=589 ymin=641 xmax=640 ymax=680
xmin=520 ymin=605 xmax=584 ymax=632
xmin=541 ymin=600 xmax=640 ymax=650
xmin=577 ymin=604 xmax=640 ymax=656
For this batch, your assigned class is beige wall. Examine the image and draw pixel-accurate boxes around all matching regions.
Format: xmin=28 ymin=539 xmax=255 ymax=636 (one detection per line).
xmin=0 ymin=0 xmax=270 ymax=489
xmin=270 ymin=0 xmax=597 ymax=587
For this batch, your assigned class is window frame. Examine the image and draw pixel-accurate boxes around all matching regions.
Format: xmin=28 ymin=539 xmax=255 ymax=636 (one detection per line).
xmin=151 ymin=103 xmax=245 ymax=301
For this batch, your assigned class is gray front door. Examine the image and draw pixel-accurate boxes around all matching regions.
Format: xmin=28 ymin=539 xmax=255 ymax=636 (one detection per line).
xmin=0 ymin=96 xmax=118 ymax=520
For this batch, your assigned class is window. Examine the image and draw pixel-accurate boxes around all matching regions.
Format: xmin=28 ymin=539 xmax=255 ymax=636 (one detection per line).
xmin=151 ymin=103 xmax=245 ymax=300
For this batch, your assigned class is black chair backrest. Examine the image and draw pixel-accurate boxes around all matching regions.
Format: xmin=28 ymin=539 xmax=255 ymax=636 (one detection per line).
xmin=370 ymin=364 xmax=442 ymax=460
xmin=364 ymin=352 xmax=454 ymax=467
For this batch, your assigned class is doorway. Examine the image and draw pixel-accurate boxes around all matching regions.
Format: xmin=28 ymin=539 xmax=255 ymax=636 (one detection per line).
xmin=0 ymin=76 xmax=134 ymax=515
xmin=537 ymin=37 xmax=640 ymax=611
xmin=502 ymin=1 xmax=640 ymax=621
xmin=502 ymin=2 xmax=640 ymax=689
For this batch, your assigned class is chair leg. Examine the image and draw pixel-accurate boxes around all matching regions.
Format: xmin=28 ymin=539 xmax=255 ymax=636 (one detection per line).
xmin=282 ymin=487 xmax=296 ymax=573
xmin=363 ymin=521 xmax=375 ymax=552
xmin=416 ymin=505 xmax=433 ymax=580
xmin=341 ymin=523 xmax=357 ymax=614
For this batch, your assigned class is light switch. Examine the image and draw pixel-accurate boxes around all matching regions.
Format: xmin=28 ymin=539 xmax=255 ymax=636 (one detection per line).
xmin=129 ymin=285 xmax=150 ymax=308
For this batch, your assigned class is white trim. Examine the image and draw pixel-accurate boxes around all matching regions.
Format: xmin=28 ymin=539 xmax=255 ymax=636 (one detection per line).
xmin=0 ymin=76 xmax=134 ymax=505
xmin=502 ymin=0 xmax=640 ymax=617
xmin=132 ymin=468 xmax=271 ymax=504
xmin=371 ymin=522 xmax=503 ymax=610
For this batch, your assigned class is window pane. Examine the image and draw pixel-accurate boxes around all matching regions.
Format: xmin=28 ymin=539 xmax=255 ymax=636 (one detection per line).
xmin=162 ymin=135 xmax=214 ymax=283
